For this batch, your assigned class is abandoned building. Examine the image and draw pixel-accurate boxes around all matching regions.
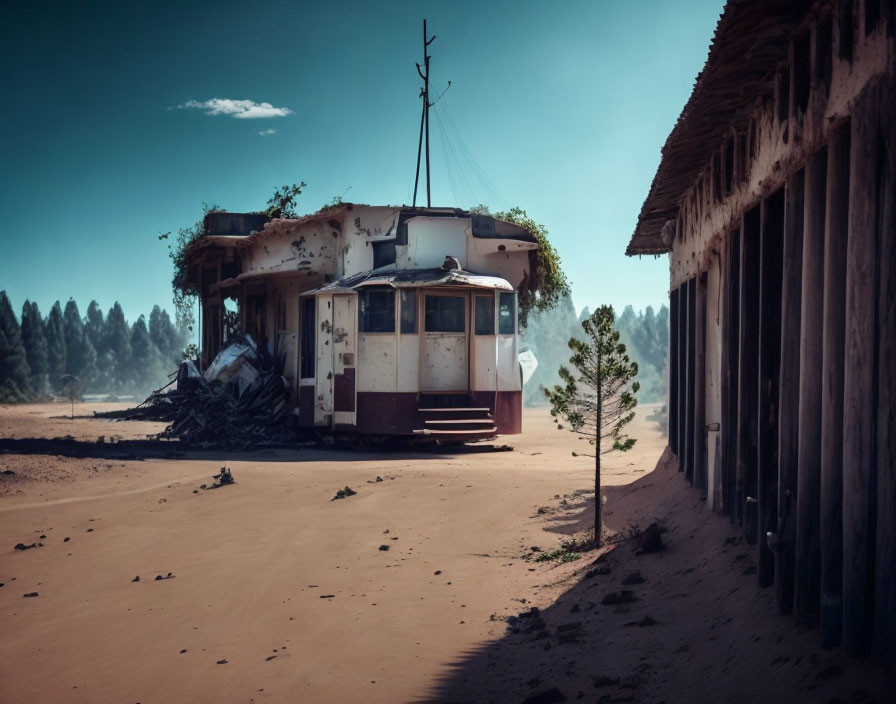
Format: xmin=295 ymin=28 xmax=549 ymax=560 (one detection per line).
xmin=185 ymin=204 xmax=537 ymax=440
xmin=627 ymin=0 xmax=895 ymax=659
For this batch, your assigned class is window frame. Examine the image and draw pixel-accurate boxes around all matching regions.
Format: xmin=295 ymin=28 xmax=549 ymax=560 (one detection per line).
xmin=358 ymin=286 xmax=396 ymax=334
xmin=424 ymin=293 xmax=466 ymax=334
xmin=498 ymin=291 xmax=516 ymax=335
xmin=474 ymin=294 xmax=495 ymax=335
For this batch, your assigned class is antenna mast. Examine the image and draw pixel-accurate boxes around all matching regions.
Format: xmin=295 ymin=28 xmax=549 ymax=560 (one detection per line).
xmin=412 ymin=19 xmax=436 ymax=207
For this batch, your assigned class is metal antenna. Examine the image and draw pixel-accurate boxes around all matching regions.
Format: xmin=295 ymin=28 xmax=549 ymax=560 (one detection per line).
xmin=412 ymin=19 xmax=437 ymax=207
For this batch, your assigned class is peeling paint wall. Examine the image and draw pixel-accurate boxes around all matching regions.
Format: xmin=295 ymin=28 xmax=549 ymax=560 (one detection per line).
xmin=241 ymin=221 xmax=336 ymax=284
xmin=339 ymin=207 xmax=401 ymax=277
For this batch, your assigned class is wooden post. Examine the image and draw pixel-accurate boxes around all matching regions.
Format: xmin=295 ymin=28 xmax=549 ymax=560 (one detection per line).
xmin=680 ymin=281 xmax=690 ymax=474
xmin=758 ymin=189 xmax=784 ymax=588
xmin=795 ymin=146 xmax=827 ymax=624
xmin=820 ymin=122 xmax=850 ymax=649
xmin=670 ymin=287 xmax=680 ymax=456
xmin=842 ymin=82 xmax=885 ymax=657
xmin=872 ymin=75 xmax=896 ymax=664
xmin=694 ymin=275 xmax=707 ymax=491
xmin=686 ymin=276 xmax=698 ymax=484
xmin=776 ymin=169 xmax=805 ymax=614
xmin=737 ymin=207 xmax=761 ymax=536
xmin=723 ymin=229 xmax=741 ymax=518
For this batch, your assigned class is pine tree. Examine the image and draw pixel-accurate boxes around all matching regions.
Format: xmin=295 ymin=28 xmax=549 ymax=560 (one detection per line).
xmin=45 ymin=302 xmax=67 ymax=393
xmin=85 ymin=301 xmax=105 ymax=355
xmin=130 ymin=315 xmax=156 ymax=393
xmin=0 ymin=291 xmax=32 ymax=402
xmin=63 ymin=299 xmax=97 ymax=391
xmin=21 ymin=301 xmax=48 ymax=394
xmin=104 ymin=303 xmax=131 ymax=391
xmin=545 ymin=305 xmax=639 ymax=545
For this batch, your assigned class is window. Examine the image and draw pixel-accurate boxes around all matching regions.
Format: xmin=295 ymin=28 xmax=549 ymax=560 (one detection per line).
xmin=474 ymin=295 xmax=495 ymax=335
xmin=400 ymin=289 xmax=418 ymax=334
xmin=424 ymin=295 xmax=465 ymax=333
xmin=359 ymin=287 xmax=395 ymax=333
xmin=372 ymin=240 xmax=396 ymax=269
xmin=498 ymin=292 xmax=516 ymax=334
xmin=300 ymin=297 xmax=315 ymax=378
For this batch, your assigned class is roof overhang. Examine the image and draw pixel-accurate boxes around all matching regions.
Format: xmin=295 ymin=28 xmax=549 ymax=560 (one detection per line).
xmin=626 ymin=0 xmax=814 ymax=256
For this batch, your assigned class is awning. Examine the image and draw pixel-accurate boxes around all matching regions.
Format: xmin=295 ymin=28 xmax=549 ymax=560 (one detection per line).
xmin=300 ymin=267 xmax=514 ymax=296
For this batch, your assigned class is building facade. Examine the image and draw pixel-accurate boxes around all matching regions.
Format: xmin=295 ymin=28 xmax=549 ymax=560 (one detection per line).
xmin=186 ymin=204 xmax=538 ymax=439
xmin=627 ymin=0 xmax=895 ymax=659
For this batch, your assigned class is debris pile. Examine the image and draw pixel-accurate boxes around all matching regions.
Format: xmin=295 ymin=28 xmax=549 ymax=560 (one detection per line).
xmin=96 ymin=335 xmax=294 ymax=449
xmin=200 ymin=466 xmax=235 ymax=490
xmin=331 ymin=486 xmax=357 ymax=501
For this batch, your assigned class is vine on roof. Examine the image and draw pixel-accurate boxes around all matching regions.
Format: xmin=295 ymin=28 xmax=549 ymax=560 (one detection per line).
xmin=472 ymin=205 xmax=570 ymax=328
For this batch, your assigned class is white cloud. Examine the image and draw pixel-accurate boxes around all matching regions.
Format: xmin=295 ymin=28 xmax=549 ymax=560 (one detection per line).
xmin=258 ymin=128 xmax=277 ymax=136
xmin=176 ymin=98 xmax=292 ymax=119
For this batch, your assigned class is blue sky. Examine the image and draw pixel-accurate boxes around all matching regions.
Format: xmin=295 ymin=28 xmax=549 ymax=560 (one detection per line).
xmin=0 ymin=0 xmax=724 ymax=335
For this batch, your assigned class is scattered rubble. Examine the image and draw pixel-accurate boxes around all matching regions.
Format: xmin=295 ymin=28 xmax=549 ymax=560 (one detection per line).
xmin=201 ymin=467 xmax=234 ymax=490
xmin=14 ymin=542 xmax=40 ymax=551
xmin=331 ymin=486 xmax=357 ymax=501
xmin=94 ymin=335 xmax=295 ymax=449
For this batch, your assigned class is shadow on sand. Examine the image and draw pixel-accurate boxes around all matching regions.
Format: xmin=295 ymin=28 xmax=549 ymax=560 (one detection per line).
xmin=0 ymin=435 xmax=515 ymax=464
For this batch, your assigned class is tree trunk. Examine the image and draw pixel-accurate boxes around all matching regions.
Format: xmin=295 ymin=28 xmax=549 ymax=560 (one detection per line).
xmin=595 ymin=441 xmax=602 ymax=545
xmin=595 ymin=348 xmax=603 ymax=546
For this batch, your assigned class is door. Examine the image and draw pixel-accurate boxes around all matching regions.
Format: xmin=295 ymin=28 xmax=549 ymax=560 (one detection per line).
xmin=421 ymin=291 xmax=468 ymax=391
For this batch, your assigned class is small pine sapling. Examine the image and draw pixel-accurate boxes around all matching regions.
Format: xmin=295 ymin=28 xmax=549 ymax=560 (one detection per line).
xmin=544 ymin=305 xmax=639 ymax=545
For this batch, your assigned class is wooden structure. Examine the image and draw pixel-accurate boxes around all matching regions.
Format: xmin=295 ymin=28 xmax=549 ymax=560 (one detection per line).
xmin=627 ymin=0 xmax=895 ymax=659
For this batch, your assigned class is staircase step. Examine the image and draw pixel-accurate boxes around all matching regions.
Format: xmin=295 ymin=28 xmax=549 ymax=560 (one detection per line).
xmin=424 ymin=418 xmax=494 ymax=425
xmin=413 ymin=427 xmax=497 ymax=436
xmin=418 ymin=407 xmax=491 ymax=413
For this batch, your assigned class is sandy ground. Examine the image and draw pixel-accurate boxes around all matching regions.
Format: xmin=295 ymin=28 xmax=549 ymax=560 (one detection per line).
xmin=0 ymin=402 xmax=892 ymax=703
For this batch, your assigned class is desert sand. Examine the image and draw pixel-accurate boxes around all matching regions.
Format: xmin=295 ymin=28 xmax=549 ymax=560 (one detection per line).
xmin=0 ymin=403 xmax=891 ymax=703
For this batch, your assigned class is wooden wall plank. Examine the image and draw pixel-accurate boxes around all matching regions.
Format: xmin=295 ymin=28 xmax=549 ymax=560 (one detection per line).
xmin=842 ymin=79 xmax=884 ymax=657
xmin=758 ymin=189 xmax=785 ymax=588
xmin=694 ymin=276 xmax=708 ymax=491
xmin=687 ymin=276 xmax=698 ymax=485
xmin=725 ymin=229 xmax=741 ymax=520
xmin=670 ymin=287 xmax=680 ymax=456
xmin=777 ymin=169 xmax=805 ymax=614
xmin=679 ymin=282 xmax=688 ymax=470
xmin=872 ymin=74 xmax=896 ymax=665
xmin=795 ymin=147 xmax=827 ymax=625
xmin=820 ymin=122 xmax=850 ymax=649
xmin=737 ymin=206 xmax=761 ymax=540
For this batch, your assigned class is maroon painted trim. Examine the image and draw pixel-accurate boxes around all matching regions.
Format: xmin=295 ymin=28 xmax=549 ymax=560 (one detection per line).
xmin=297 ymin=385 xmax=315 ymax=428
xmin=470 ymin=390 xmax=522 ymax=435
xmin=356 ymin=393 xmax=421 ymax=435
xmin=334 ymin=368 xmax=355 ymax=412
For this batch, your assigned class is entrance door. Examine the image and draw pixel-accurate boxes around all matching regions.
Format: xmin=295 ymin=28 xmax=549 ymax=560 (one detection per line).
xmin=421 ymin=291 xmax=468 ymax=391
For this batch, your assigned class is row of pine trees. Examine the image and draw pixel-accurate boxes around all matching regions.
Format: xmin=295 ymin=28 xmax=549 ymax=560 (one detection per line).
xmin=0 ymin=291 xmax=188 ymax=403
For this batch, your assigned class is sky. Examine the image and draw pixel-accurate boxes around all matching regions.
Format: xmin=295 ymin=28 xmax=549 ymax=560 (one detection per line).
xmin=0 ymin=0 xmax=724 ymax=338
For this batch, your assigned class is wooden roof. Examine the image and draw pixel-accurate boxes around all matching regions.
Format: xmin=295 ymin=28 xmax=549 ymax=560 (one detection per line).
xmin=626 ymin=0 xmax=814 ymax=256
